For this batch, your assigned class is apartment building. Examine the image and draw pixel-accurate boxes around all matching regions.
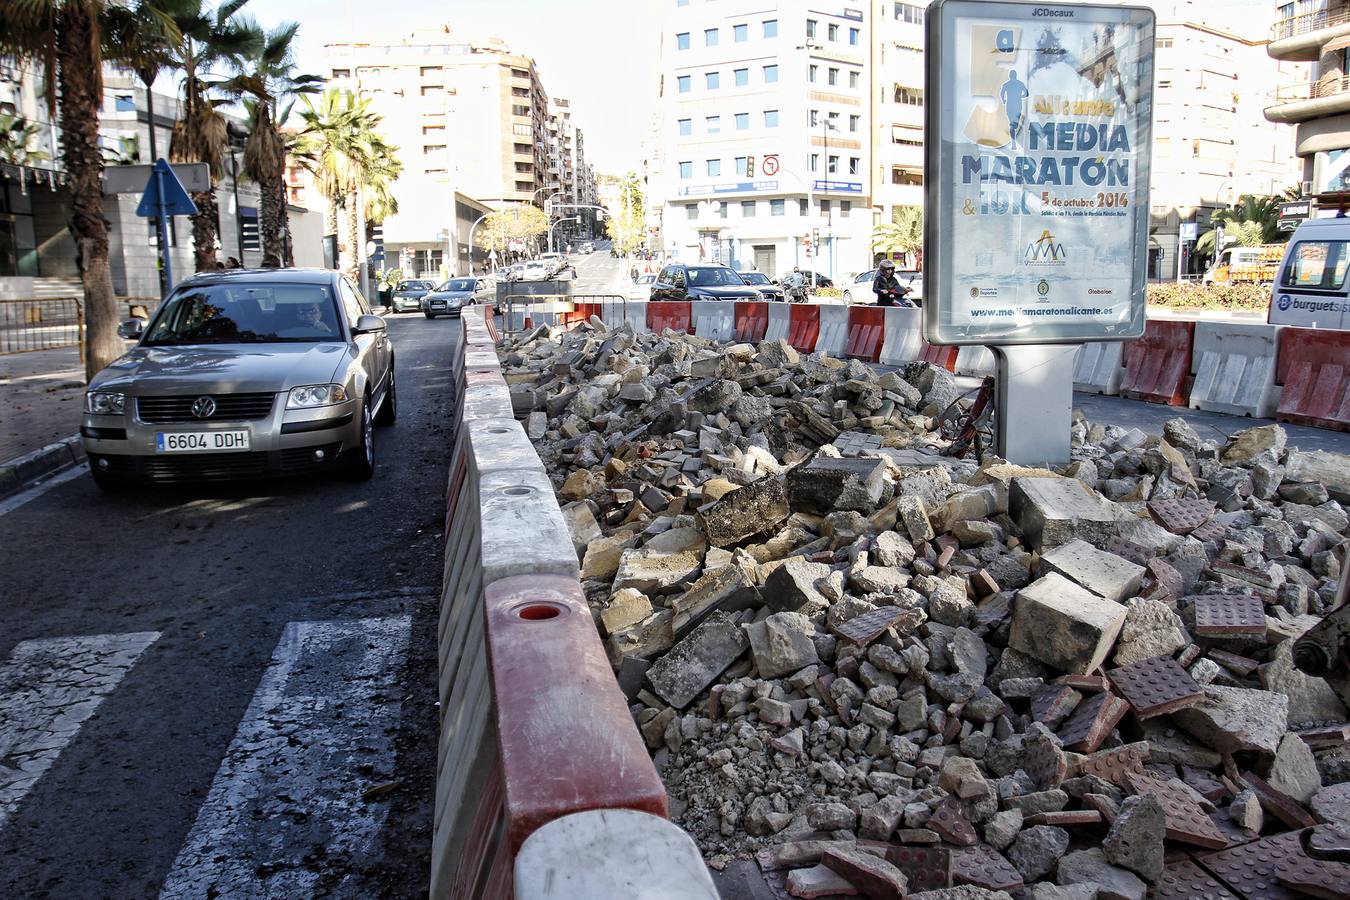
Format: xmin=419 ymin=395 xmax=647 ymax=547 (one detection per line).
xmin=870 ymin=1 xmax=926 ymax=229
xmin=547 ymin=97 xmax=599 ymax=241
xmin=1265 ymin=0 xmax=1350 ymax=206
xmin=1147 ymin=1 xmax=1306 ymax=279
xmin=655 ymin=0 xmax=872 ymax=279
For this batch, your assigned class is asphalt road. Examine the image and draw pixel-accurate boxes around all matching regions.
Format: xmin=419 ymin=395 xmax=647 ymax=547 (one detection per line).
xmin=0 ymin=313 xmax=459 ymax=898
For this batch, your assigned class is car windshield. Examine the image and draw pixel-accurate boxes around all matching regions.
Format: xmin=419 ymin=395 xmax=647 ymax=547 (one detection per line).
xmin=143 ymin=283 xmax=343 ymax=345
xmin=440 ymin=278 xmax=475 ymax=291
xmin=398 ymin=281 xmax=433 ymax=291
xmin=740 ymin=272 xmax=770 ymax=285
xmin=687 ymin=267 xmax=745 ymax=286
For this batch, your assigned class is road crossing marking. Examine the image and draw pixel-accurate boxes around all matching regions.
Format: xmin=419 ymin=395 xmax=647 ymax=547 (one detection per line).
xmin=0 ymin=631 xmax=161 ymax=832
xmin=159 ymin=616 xmax=412 ymax=899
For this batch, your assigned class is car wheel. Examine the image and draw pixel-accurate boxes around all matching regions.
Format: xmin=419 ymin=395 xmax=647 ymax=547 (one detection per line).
xmin=90 ymin=465 xmax=122 ymax=492
xmin=424 ymin=312 xmax=435 ymax=319
xmin=345 ymin=400 xmax=375 ymax=481
xmin=374 ymin=364 xmax=397 ymax=426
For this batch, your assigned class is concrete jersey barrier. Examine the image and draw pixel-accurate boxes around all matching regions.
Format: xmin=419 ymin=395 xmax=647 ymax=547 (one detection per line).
xmin=1074 ymin=342 xmax=1124 ymax=396
xmin=815 ymin=303 xmax=849 ymax=356
xmin=764 ymin=302 xmax=790 ymax=343
xmin=691 ymin=300 xmax=736 ymax=342
xmin=1189 ymin=321 xmax=1282 ymax=419
xmin=878 ymin=306 xmax=925 ymax=367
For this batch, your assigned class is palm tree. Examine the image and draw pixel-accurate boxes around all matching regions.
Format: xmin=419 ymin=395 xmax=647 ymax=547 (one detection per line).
xmin=0 ymin=0 xmax=132 ymax=379
xmin=362 ymin=147 xmax=402 ymax=273
xmin=1197 ymin=194 xmax=1284 ymax=255
xmin=872 ymin=205 xmax=924 ymax=269
xmin=226 ymin=21 xmax=322 ymax=265
xmin=343 ymin=133 xmax=398 ymax=283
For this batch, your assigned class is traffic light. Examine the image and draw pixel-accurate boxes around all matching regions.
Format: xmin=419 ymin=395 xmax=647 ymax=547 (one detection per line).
xmin=803 ymin=232 xmax=813 ymax=256
xmin=812 ymin=227 xmax=820 ymax=245
xmin=746 ymin=156 xmax=755 ymax=178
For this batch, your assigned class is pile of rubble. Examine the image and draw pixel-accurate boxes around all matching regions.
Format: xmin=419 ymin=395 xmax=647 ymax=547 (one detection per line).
xmin=500 ymin=319 xmax=1350 ymax=899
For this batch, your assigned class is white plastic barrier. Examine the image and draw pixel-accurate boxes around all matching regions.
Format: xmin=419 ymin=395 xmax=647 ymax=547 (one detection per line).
xmin=1190 ymin=321 xmax=1283 ymax=418
xmin=624 ymin=301 xmax=649 ymax=333
xmin=1074 ymin=341 xmax=1124 ymax=395
xmin=878 ymin=306 xmax=925 ymax=366
xmin=691 ymin=301 xmax=736 ymax=342
xmin=815 ymin=304 xmax=849 ymax=356
xmin=955 ymin=345 xmax=996 ymax=377
xmin=764 ymin=303 xmax=790 ymax=344
xmin=601 ymin=301 xmax=629 ymax=329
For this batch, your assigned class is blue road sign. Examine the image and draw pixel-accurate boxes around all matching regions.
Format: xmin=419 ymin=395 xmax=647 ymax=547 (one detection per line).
xmin=136 ymin=159 xmax=198 ymax=218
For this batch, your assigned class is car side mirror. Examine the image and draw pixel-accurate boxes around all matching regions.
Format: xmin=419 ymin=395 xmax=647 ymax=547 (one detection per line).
xmin=117 ymin=317 xmax=146 ymax=339
xmin=352 ymin=314 xmax=387 ymax=335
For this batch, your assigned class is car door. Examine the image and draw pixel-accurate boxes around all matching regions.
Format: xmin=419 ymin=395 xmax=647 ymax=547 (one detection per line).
xmin=669 ymin=267 xmax=688 ymax=300
xmin=651 ymin=267 xmax=674 ymax=301
xmin=341 ymin=278 xmax=389 ymax=400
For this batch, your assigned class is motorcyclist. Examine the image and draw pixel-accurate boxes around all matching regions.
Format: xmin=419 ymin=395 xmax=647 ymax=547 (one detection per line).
xmin=785 ymin=267 xmax=807 ymax=303
xmin=872 ymin=260 xmax=913 ymax=307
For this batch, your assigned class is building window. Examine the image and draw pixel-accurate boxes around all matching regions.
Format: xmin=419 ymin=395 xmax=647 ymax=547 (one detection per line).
xmin=771 ymin=199 xmax=786 ymax=216
xmin=420 ymin=66 xmax=442 ymax=76
xmin=820 ymin=199 xmax=831 ymax=216
xmin=734 ymin=112 xmax=749 ymax=130
xmin=1157 ymin=37 xmax=1173 ymax=48
xmin=679 ymin=161 xmax=693 ymax=179
xmin=849 ymin=70 xmax=860 ymax=89
xmin=331 ymin=68 xmax=350 ymax=78
xmin=511 ymin=67 xmax=530 ymax=78
xmin=686 ymin=203 xmax=698 ymax=219
xmin=895 ymin=2 xmax=924 ymax=24
xmin=810 ymin=109 xmax=819 ymax=127
xmin=828 ymin=23 xmax=839 ymax=41
xmin=828 ymin=67 xmax=839 ymax=86
xmin=848 ymin=157 xmax=860 ymax=175
xmin=424 ymin=125 xmax=446 ymax=136
xmin=807 ymin=19 xmax=817 ymax=39
xmin=799 ymin=198 xmax=809 ymax=215
xmin=515 ymin=162 xmax=532 ymax=173
xmin=677 ymin=32 xmax=690 ymax=50
xmin=840 ymin=200 xmax=851 ymax=218
xmin=734 ymin=23 xmax=748 ymax=42
xmin=894 ymin=85 xmax=924 ymax=105
xmin=678 ymin=118 xmax=692 ymax=136
xmin=421 ymin=85 xmax=444 ymax=96
xmin=849 ymin=27 xmax=860 ymax=45
xmin=513 ymin=123 xmax=532 ymax=137
xmin=764 ymin=109 xmax=779 ymax=127
xmin=424 ymin=144 xmax=446 ymax=155
xmin=828 ymin=111 xmax=840 ymax=128
xmin=705 ymin=28 xmax=719 ymax=46
xmin=734 ymin=68 xmax=748 ymax=86
xmin=735 ymin=156 xmax=748 ymax=175
xmin=512 ymin=86 xmax=529 ymax=97
xmin=706 ymin=115 xmax=721 ymax=133
xmin=742 ymin=200 xmax=756 ymax=217
xmin=892 ymin=167 xmax=922 ymax=185
xmin=114 ymin=94 xmax=135 ymax=112
xmin=828 ymin=155 xmax=839 ymax=174
xmin=514 ymin=180 xmax=533 ymax=192
xmin=763 ymin=19 xmax=778 ymax=37
xmin=511 ymin=104 xmax=530 ymax=117
xmin=706 ymin=71 xmax=720 ymax=89
xmin=849 ymin=114 xmax=860 ymax=132
xmin=678 ymin=75 xmax=692 ymax=93
xmin=1158 ymin=80 xmax=1171 ymax=89
xmin=809 ymin=64 xmax=818 ymax=83
xmin=718 ymin=203 xmax=728 ymax=219
xmin=810 ymin=153 xmax=819 ymax=172
xmin=707 ymin=159 xmax=722 ymax=177
xmin=764 ymin=64 xmax=779 ymax=83
xmin=892 ymin=125 xmax=923 ymax=145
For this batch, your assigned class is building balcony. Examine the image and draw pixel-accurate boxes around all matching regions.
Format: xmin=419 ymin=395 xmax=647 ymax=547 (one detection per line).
xmin=1269 ymin=6 xmax=1350 ymax=61
xmin=1266 ymin=75 xmax=1350 ymax=123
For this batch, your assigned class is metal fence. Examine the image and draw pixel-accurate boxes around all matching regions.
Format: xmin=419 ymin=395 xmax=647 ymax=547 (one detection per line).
xmin=498 ymin=293 xmax=628 ymax=337
xmin=1272 ymin=6 xmax=1350 ymax=41
xmin=0 ymin=298 xmax=84 ymax=355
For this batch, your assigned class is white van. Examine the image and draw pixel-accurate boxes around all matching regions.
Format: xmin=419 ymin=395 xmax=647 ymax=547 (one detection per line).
xmin=1269 ymin=218 xmax=1350 ymax=328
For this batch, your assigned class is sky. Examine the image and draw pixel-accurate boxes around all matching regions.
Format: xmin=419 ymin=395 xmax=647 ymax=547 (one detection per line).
xmin=244 ymin=0 xmax=662 ymax=174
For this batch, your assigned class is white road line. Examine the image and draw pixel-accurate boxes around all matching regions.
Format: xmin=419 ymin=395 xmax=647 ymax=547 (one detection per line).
xmin=0 ymin=463 xmax=88 ymax=518
xmin=159 ymin=616 xmax=412 ymax=899
xmin=0 ymin=631 xmax=161 ymax=832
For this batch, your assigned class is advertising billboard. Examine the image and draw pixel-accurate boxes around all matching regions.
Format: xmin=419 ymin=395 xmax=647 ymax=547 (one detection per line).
xmin=925 ymin=0 xmax=1155 ymax=345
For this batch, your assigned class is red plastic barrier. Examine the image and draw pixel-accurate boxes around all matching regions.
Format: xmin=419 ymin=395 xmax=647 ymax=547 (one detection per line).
xmin=787 ymin=304 xmax=821 ymax=352
xmin=647 ymin=301 xmax=692 ymax=334
xmin=1275 ymin=327 xmax=1350 ymax=431
xmin=734 ymin=301 xmax=769 ymax=343
xmin=1120 ymin=320 xmax=1194 ymax=406
xmin=484 ymin=304 xmax=500 ymax=342
xmin=485 ymin=575 xmax=668 ymax=851
xmin=561 ymin=302 xmax=603 ymax=325
xmin=844 ymin=306 xmax=886 ymax=362
xmin=919 ymin=342 xmax=958 ymax=372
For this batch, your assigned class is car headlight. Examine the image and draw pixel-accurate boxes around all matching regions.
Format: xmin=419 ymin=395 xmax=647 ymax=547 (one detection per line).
xmin=85 ymin=391 xmax=126 ymax=414
xmin=287 ymin=383 xmax=349 ymax=409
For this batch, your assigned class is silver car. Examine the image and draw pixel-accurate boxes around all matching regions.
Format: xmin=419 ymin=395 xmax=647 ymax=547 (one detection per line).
xmin=422 ymin=276 xmax=493 ymax=319
xmin=82 ymin=268 xmax=395 ymax=488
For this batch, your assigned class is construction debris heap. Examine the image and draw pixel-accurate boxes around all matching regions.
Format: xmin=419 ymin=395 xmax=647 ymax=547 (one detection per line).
xmin=500 ymin=316 xmax=1350 ymax=899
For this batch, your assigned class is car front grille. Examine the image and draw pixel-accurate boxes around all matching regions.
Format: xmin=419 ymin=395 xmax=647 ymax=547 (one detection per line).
xmin=137 ymin=393 xmax=277 ymax=424
xmin=140 ymin=452 xmax=271 ymax=482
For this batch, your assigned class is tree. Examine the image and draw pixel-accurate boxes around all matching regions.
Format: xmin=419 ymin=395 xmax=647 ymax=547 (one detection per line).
xmin=477 ymin=205 xmax=549 ymax=256
xmin=1196 ymin=194 xmax=1284 ymax=255
xmin=1 ymin=0 xmax=134 ymax=379
xmin=0 ymin=113 xmax=50 ymax=166
xmin=226 ymin=21 xmax=321 ymax=265
xmin=872 ymin=205 xmax=923 ymax=269
xmin=600 ymin=171 xmax=645 ymax=255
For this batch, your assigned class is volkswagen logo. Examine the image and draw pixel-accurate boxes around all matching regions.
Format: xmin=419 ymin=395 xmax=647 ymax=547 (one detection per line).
xmin=191 ymin=396 xmax=217 ymax=419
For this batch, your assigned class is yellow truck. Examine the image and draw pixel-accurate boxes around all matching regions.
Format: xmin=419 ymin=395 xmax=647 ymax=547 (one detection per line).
xmin=1204 ymin=244 xmax=1285 ymax=285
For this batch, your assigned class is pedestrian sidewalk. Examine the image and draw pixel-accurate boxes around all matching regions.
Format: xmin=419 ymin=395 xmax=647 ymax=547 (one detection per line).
xmin=0 ymin=347 xmax=87 ymax=489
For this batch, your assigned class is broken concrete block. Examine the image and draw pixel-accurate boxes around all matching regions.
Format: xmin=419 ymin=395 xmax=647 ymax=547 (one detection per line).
xmin=1111 ymin=598 xmax=1187 ymax=668
xmin=1038 ymin=540 xmax=1144 ymax=603
xmin=1101 ymin=795 xmax=1164 ymax=883
xmin=580 ymin=533 xmax=637 ymax=581
xmin=788 ymin=456 xmax=887 ymax=514
xmin=600 ymin=588 xmax=652 ymax=635
xmin=744 ymin=611 xmax=820 ymax=678
xmin=612 ymin=544 xmax=704 ymax=594
xmin=560 ymin=501 xmax=602 ymax=555
xmin=670 ymin=560 xmax=761 ymax=634
xmin=1259 ymin=639 xmax=1348 ymax=727
xmin=645 ymin=611 xmax=749 ymax=708
xmin=763 ymin=557 xmax=833 ymax=614
xmin=1008 ymin=825 xmax=1070 ymax=881
xmin=1221 ymin=424 xmax=1286 ymax=467
xmin=1057 ymin=848 xmax=1146 ymax=900
xmin=897 ymin=495 xmax=936 ymax=544
xmin=1172 ymin=686 xmax=1288 ymax=756
xmin=1010 ymin=573 xmax=1128 ymax=675
xmin=1010 ymin=477 xmax=1124 ymax=550
xmin=698 ymin=474 xmax=790 ymax=548
xmin=821 ymin=847 xmax=907 ymax=900
xmin=786 ymin=863 xmax=860 ymax=898
xmin=1285 ymin=449 xmax=1350 ymax=503
xmin=1266 ymin=733 xmax=1321 ymax=803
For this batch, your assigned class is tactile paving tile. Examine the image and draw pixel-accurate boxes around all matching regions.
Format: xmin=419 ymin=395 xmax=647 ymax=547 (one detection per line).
xmin=1274 ymin=826 xmax=1350 ymax=900
xmin=1022 ymin=735 xmax=1068 ymax=790
xmin=1206 ymin=809 xmax=1259 ymax=849
xmin=1194 ymin=595 xmax=1268 ymax=638
xmin=1211 ymin=560 xmax=1278 ymax=590
xmin=1150 ymin=857 xmax=1241 ymax=900
xmin=1106 ymin=655 xmax=1205 ymax=720
xmin=1208 ymin=649 xmax=1260 ymax=677
xmin=928 ymin=796 xmax=978 ymax=847
xmin=1106 ymin=535 xmax=1155 ymax=566
xmin=833 ymin=606 xmax=923 ymax=646
xmin=1031 ymin=684 xmax=1082 ymax=726
xmin=1149 ymin=497 xmax=1217 ymax=534
xmin=1053 ymin=674 xmax=1110 ymax=693
xmin=1023 ymin=810 xmax=1101 ymax=826
xmin=1145 ymin=557 xmax=1185 ymax=603
xmin=1299 ymin=723 xmax=1350 ymax=749
xmin=952 ymin=844 xmax=1023 ymax=891
xmin=1191 ymin=518 xmax=1229 ymax=544
xmin=1197 ymin=830 xmax=1308 ymax=900
xmin=882 ymin=844 xmax=951 ymax=893
xmin=1181 ymin=765 xmax=1228 ymax=804
xmin=1070 ymin=743 xmax=1148 ymax=786
xmin=1125 ymin=771 xmax=1229 ymax=850
xmin=1057 ymin=691 xmax=1129 ymax=753
xmin=1241 ymin=771 xmax=1317 ymax=829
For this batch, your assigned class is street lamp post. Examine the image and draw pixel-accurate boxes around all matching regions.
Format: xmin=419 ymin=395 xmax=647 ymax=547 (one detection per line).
xmin=821 ymin=118 xmax=838 ymax=282
xmin=549 ymin=216 xmax=580 ymax=254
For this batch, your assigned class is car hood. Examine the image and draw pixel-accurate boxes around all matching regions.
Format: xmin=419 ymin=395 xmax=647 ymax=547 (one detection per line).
xmin=90 ymin=343 xmax=349 ymax=394
xmin=394 ymin=288 xmax=428 ymax=296
xmin=424 ymin=291 xmax=474 ymax=302
xmin=690 ymin=285 xmax=763 ymax=299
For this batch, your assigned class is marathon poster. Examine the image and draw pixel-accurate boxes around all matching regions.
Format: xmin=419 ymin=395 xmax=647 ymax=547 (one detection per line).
xmin=928 ymin=1 xmax=1154 ymax=345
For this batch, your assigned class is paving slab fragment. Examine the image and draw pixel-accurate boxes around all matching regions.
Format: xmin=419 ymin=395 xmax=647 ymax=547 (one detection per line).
xmin=1009 ymin=573 xmax=1128 ymax=676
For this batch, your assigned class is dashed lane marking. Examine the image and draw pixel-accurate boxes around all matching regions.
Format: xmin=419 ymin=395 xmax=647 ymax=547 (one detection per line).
xmin=159 ymin=616 xmax=412 ymax=899
xmin=0 ymin=630 xmax=162 ymax=832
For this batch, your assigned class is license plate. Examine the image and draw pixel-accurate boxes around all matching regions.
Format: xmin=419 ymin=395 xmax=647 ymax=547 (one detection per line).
xmin=156 ymin=431 xmax=251 ymax=453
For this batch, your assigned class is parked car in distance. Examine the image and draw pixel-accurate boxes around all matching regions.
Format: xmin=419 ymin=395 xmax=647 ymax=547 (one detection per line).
xmin=390 ymin=279 xmax=435 ymax=312
xmin=738 ymin=271 xmax=785 ymax=301
xmin=537 ymin=252 xmax=564 ymax=276
xmin=651 ymin=264 xmax=764 ymax=301
xmin=581 ymin=242 xmax=594 ymax=254
xmin=520 ymin=260 xmax=552 ymax=281
xmin=627 ymin=273 xmax=656 ymax=301
xmin=85 ymin=268 xmax=395 ymax=488
xmin=423 ymin=276 xmax=493 ymax=319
